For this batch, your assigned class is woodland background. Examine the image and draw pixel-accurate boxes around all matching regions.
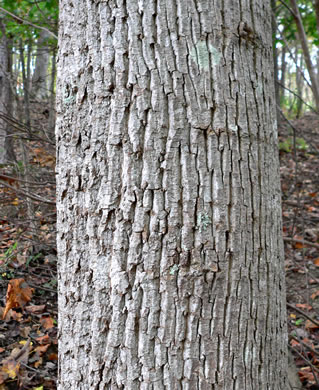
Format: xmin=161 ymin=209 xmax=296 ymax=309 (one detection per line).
xmin=0 ymin=0 xmax=319 ymax=389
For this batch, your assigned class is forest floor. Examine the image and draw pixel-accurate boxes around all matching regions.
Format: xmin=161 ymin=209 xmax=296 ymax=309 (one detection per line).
xmin=280 ymin=112 xmax=319 ymax=389
xmin=0 ymin=111 xmax=318 ymax=389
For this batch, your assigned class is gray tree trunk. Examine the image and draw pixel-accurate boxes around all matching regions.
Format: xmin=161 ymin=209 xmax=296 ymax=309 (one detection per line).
xmin=290 ymin=0 xmax=319 ymax=110
xmin=271 ymin=0 xmax=280 ymax=110
xmin=32 ymin=29 xmax=50 ymax=100
xmin=296 ymin=52 xmax=304 ymax=118
xmin=56 ymin=1 xmax=288 ymax=389
xmin=280 ymin=46 xmax=287 ymax=103
xmin=0 ymin=22 xmax=14 ymax=163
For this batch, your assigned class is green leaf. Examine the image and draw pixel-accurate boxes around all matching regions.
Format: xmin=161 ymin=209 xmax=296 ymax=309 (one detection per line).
xmin=295 ymin=318 xmax=303 ymax=326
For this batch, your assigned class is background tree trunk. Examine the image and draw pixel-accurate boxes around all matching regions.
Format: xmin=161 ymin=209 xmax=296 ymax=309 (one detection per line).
xmin=314 ymin=0 xmax=319 ymax=42
xmin=271 ymin=0 xmax=280 ymax=111
xmin=48 ymin=47 xmax=57 ymax=138
xmin=0 ymin=21 xmax=15 ymax=163
xmin=56 ymin=1 xmax=288 ymax=389
xmin=296 ymin=52 xmax=304 ymax=118
xmin=290 ymin=0 xmax=319 ymax=110
xmin=32 ymin=29 xmax=50 ymax=100
xmin=280 ymin=46 xmax=287 ymax=104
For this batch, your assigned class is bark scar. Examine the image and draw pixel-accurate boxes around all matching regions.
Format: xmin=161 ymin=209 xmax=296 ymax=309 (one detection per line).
xmin=238 ymin=21 xmax=255 ymax=40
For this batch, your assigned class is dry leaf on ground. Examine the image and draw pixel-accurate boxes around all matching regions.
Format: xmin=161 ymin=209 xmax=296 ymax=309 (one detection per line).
xmin=3 ymin=279 xmax=33 ymax=320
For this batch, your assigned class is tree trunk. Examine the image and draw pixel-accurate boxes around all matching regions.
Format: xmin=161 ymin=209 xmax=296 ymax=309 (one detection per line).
xmin=48 ymin=47 xmax=57 ymax=138
xmin=280 ymin=46 xmax=287 ymax=104
xmin=290 ymin=0 xmax=319 ymax=110
xmin=0 ymin=21 xmax=15 ymax=163
xmin=32 ymin=29 xmax=50 ymax=100
xmin=271 ymin=0 xmax=280 ymax=111
xmin=314 ymin=0 xmax=319 ymax=44
xmin=19 ymin=40 xmax=31 ymax=129
xmin=296 ymin=53 xmax=304 ymax=118
xmin=56 ymin=1 xmax=288 ymax=389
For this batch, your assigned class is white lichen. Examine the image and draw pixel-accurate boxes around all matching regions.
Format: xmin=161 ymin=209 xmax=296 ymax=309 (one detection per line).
xmin=190 ymin=42 xmax=221 ymax=71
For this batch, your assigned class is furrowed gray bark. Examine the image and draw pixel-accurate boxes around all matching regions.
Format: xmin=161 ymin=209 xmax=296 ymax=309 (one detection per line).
xmin=0 ymin=21 xmax=14 ymax=163
xmin=56 ymin=1 xmax=288 ymax=389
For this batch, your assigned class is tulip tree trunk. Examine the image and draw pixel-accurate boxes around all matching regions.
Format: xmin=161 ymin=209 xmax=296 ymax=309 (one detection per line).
xmin=56 ymin=1 xmax=288 ymax=389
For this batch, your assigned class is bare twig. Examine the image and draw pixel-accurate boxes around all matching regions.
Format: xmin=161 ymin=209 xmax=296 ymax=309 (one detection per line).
xmin=276 ymin=82 xmax=318 ymax=114
xmin=284 ymin=237 xmax=319 ymax=250
xmin=287 ymin=302 xmax=319 ymax=327
xmin=0 ymin=179 xmax=55 ymax=205
xmin=278 ymin=0 xmax=297 ymax=18
xmin=290 ymin=334 xmax=319 ymax=357
xmin=0 ymin=173 xmax=55 ymax=187
xmin=289 ymin=345 xmax=319 ymax=384
xmin=28 ymin=282 xmax=57 ymax=294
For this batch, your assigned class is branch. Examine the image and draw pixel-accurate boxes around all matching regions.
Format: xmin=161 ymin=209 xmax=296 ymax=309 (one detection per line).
xmin=0 ymin=179 xmax=55 ymax=205
xmin=290 ymin=334 xmax=319 ymax=357
xmin=0 ymin=174 xmax=55 ymax=187
xmin=275 ymin=24 xmax=313 ymax=92
xmin=284 ymin=237 xmax=319 ymax=250
xmin=287 ymin=302 xmax=319 ymax=327
xmin=0 ymin=7 xmax=57 ymax=40
xmin=278 ymin=0 xmax=297 ymax=18
xmin=276 ymin=82 xmax=318 ymax=114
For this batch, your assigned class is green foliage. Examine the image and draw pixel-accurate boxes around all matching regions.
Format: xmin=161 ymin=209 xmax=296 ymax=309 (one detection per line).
xmin=0 ymin=0 xmax=58 ymax=43
xmin=275 ymin=0 xmax=318 ymax=45
xmin=0 ymin=241 xmax=18 ymax=280
xmin=3 ymin=241 xmax=17 ymax=258
xmin=14 ymin=160 xmax=25 ymax=174
xmin=295 ymin=318 xmax=304 ymax=326
xmin=25 ymin=252 xmax=42 ymax=268
xmin=42 ymin=278 xmax=57 ymax=289
xmin=279 ymin=139 xmax=292 ymax=153
xmin=279 ymin=137 xmax=309 ymax=153
xmin=295 ymin=137 xmax=308 ymax=150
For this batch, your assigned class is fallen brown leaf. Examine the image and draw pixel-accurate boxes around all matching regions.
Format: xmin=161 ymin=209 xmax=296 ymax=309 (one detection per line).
xmin=311 ymin=290 xmax=319 ymax=300
xmin=40 ymin=316 xmax=54 ymax=330
xmin=48 ymin=352 xmax=58 ymax=361
xmin=35 ymin=335 xmax=50 ymax=345
xmin=34 ymin=344 xmax=50 ymax=357
xmin=305 ymin=319 xmax=319 ymax=330
xmin=295 ymin=303 xmax=313 ymax=311
xmin=3 ymin=279 xmax=33 ymax=320
xmin=0 ymin=339 xmax=31 ymax=385
xmin=1 ymin=360 xmax=20 ymax=380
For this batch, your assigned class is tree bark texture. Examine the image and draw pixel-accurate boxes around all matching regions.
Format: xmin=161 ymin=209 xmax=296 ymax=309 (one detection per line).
xmin=0 ymin=22 xmax=14 ymax=163
xmin=56 ymin=1 xmax=288 ymax=389
xmin=271 ymin=0 xmax=279 ymax=111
